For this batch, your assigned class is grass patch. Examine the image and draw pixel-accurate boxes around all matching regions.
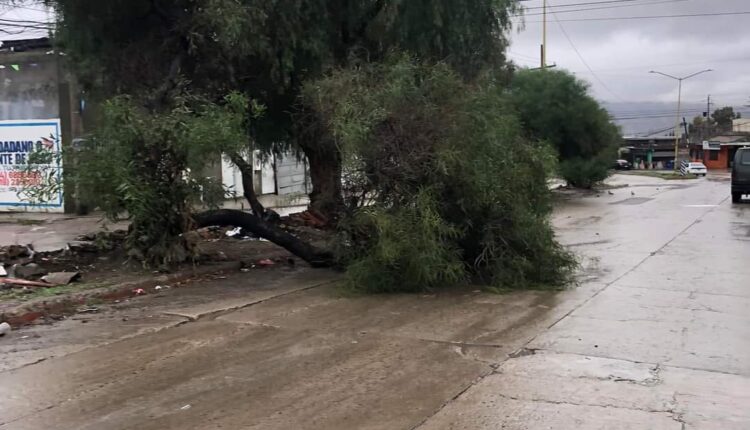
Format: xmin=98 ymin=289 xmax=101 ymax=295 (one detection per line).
xmin=0 ymin=281 xmax=111 ymax=303
xmin=617 ymin=170 xmax=698 ymax=180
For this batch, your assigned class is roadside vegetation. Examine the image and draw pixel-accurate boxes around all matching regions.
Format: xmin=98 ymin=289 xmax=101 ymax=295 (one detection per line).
xmin=510 ymin=69 xmax=621 ymax=189
xmin=617 ymin=171 xmax=699 ymax=180
xmin=24 ymin=0 xmax=619 ymax=292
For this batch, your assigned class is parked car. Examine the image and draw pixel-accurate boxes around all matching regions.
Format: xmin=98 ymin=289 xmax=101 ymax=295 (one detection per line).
xmin=613 ymin=159 xmax=632 ymax=170
xmin=680 ymin=161 xmax=707 ymax=177
xmin=732 ymin=148 xmax=750 ymax=203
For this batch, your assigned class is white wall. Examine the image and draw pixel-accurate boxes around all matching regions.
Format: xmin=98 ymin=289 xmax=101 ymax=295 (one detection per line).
xmin=221 ymin=150 xmax=310 ymax=201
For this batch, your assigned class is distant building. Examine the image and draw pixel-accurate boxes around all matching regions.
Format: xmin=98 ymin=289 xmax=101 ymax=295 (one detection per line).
xmin=733 ymin=118 xmax=750 ymax=133
xmin=620 ymin=131 xmax=687 ymax=169
xmin=690 ymin=135 xmax=750 ymax=170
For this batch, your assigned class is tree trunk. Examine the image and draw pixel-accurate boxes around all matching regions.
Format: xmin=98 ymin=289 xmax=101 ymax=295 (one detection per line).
xmin=300 ymin=140 xmax=344 ymax=223
xmin=228 ymin=152 xmax=265 ymax=217
xmin=193 ymin=209 xmax=333 ymax=267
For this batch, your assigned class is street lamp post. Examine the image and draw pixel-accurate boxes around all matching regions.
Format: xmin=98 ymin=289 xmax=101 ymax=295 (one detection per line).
xmin=649 ymin=69 xmax=713 ymax=171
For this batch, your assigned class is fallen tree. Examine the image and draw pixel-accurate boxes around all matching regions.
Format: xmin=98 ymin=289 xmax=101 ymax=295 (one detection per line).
xmin=304 ymin=56 xmax=577 ymax=292
xmin=193 ymin=209 xmax=333 ymax=267
xmin=31 ymin=0 xmax=577 ymax=292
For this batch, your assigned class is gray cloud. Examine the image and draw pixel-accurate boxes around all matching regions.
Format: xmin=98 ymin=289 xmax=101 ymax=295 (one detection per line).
xmin=510 ymin=0 xmax=750 ymax=110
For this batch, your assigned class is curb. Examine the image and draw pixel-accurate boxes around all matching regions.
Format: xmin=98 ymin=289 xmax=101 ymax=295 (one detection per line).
xmin=1 ymin=261 xmax=242 ymax=328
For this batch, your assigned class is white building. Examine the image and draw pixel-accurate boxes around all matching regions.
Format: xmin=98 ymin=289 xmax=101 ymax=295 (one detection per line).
xmin=220 ymin=151 xmax=310 ymax=214
xmin=733 ymin=118 xmax=750 ymax=133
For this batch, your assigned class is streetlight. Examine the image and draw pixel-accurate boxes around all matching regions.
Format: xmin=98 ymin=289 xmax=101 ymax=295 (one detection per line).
xmin=649 ymin=69 xmax=713 ymax=171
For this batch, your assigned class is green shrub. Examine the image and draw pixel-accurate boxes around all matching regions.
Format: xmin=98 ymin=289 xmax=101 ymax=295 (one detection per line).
xmin=559 ymin=157 xmax=610 ymax=189
xmin=510 ymin=69 xmax=620 ymax=189
xmin=22 ymin=93 xmax=252 ymax=266
xmin=306 ymin=56 xmax=576 ymax=293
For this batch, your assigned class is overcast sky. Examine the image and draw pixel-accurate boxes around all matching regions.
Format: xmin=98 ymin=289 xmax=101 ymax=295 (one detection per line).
xmin=510 ymin=0 xmax=750 ymax=114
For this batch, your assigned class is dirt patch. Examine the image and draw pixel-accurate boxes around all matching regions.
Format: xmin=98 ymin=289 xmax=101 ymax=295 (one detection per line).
xmin=0 ymin=226 xmax=312 ymax=326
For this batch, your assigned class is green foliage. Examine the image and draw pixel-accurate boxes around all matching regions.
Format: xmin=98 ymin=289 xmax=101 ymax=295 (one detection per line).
xmin=712 ymin=106 xmax=738 ymax=133
xmin=47 ymin=0 xmax=520 ymax=149
xmin=22 ymin=93 xmax=253 ymax=266
xmin=307 ymin=57 xmax=576 ymax=292
xmin=510 ymin=69 xmax=620 ymax=187
xmin=559 ymin=157 xmax=610 ymax=189
xmin=344 ymin=189 xmax=465 ymax=293
xmin=41 ymin=0 xmax=527 ymax=274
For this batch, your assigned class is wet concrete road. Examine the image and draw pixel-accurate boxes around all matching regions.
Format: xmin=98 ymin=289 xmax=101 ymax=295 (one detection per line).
xmin=1 ymin=174 xmax=749 ymax=429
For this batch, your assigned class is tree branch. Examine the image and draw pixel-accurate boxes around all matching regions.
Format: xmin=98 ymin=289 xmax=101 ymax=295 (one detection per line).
xmin=193 ymin=209 xmax=333 ymax=267
xmin=228 ymin=151 xmax=266 ymax=216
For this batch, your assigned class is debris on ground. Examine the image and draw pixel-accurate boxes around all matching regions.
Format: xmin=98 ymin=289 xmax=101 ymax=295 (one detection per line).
xmin=0 ymin=265 xmax=6 ymax=277
xmin=225 ymin=226 xmax=245 ymax=238
xmin=0 ymin=322 xmax=10 ymax=336
xmin=67 ymin=241 xmax=99 ymax=253
xmin=41 ymin=272 xmax=82 ymax=285
xmin=258 ymin=259 xmax=276 ymax=267
xmin=0 ymin=278 xmax=53 ymax=288
xmin=283 ymin=210 xmax=329 ymax=228
xmin=224 ymin=226 xmax=262 ymax=241
xmin=132 ymin=288 xmax=146 ymax=296
xmin=75 ymin=233 xmax=98 ymax=242
xmin=12 ymin=263 xmax=47 ymax=280
xmin=1 ymin=244 xmax=32 ymax=260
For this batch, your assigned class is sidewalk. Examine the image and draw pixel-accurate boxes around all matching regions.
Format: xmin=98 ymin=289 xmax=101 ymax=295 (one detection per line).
xmin=0 ymin=213 xmax=127 ymax=252
xmin=0 ymin=195 xmax=309 ymax=252
xmin=422 ymin=173 xmax=750 ymax=428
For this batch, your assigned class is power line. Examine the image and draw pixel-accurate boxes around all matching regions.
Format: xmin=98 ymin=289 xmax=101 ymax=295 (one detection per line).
xmin=609 ymin=108 xmax=707 ymax=116
xmin=0 ymin=3 xmax=49 ymax=15
xmin=0 ymin=17 xmax=52 ymax=25
xmin=548 ymin=2 xmax=626 ymax=101
xmin=522 ymin=0 xmax=666 ymax=10
xmin=523 ymin=11 xmax=750 ymax=22
xmin=0 ymin=20 xmax=52 ymax=30
xmin=568 ymin=57 xmax=750 ymax=74
xmin=519 ymin=0 xmax=690 ymax=16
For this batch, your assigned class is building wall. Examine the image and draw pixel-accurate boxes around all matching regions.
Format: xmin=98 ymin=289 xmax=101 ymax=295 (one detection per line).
xmin=0 ymin=51 xmax=59 ymax=121
xmin=0 ymin=49 xmax=69 ymax=213
xmin=702 ymin=147 xmax=729 ymax=170
xmin=220 ymin=151 xmax=309 ymax=202
xmin=275 ymin=153 xmax=308 ymax=196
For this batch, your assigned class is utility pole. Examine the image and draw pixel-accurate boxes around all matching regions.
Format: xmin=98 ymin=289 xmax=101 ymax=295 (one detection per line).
xmin=704 ymin=94 xmax=712 ymax=141
xmin=541 ymin=0 xmax=547 ymax=68
xmin=650 ymin=69 xmax=713 ymax=171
